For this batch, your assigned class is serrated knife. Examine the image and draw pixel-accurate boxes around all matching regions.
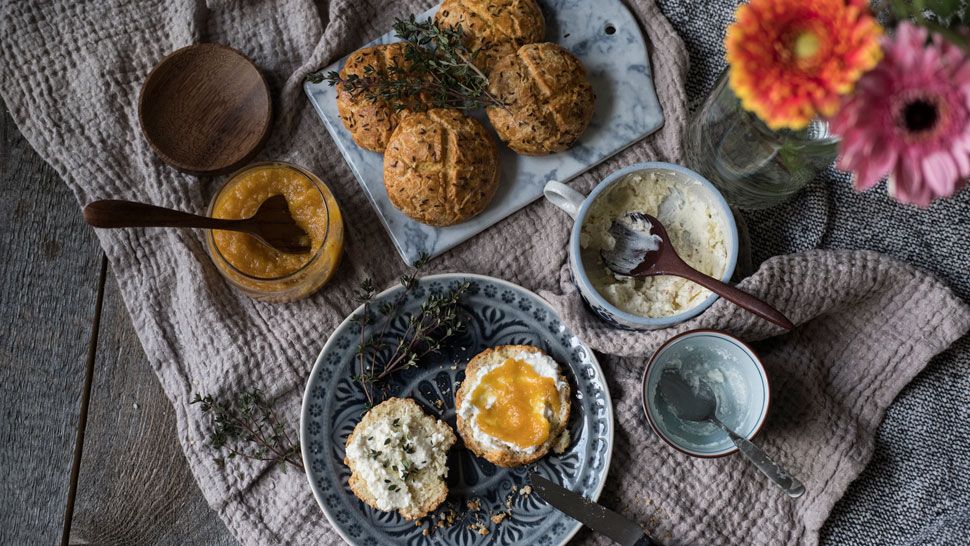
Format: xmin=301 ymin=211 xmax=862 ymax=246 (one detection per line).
xmin=530 ymin=473 xmax=660 ymax=546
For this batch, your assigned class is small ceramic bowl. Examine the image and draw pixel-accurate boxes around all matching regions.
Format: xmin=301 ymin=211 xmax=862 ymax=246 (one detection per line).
xmin=543 ymin=162 xmax=738 ymax=330
xmin=642 ymin=329 xmax=769 ymax=457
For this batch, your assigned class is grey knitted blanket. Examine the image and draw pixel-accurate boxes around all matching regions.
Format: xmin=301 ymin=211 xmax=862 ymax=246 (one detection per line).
xmin=2 ymin=0 xmax=969 ymax=544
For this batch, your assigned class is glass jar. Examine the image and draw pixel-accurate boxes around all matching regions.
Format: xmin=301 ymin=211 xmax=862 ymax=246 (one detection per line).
xmin=206 ymin=161 xmax=344 ymax=302
xmin=684 ymin=70 xmax=839 ymax=210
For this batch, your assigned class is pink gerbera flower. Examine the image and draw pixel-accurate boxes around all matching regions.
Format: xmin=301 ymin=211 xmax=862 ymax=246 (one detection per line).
xmin=831 ymin=22 xmax=970 ymax=206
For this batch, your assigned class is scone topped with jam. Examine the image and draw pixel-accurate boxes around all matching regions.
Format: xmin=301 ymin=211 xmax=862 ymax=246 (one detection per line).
xmin=486 ymin=42 xmax=595 ymax=155
xmin=435 ymin=0 xmax=545 ymax=73
xmin=383 ymin=108 xmax=500 ymax=226
xmin=336 ymin=43 xmax=422 ymax=152
xmin=455 ymin=345 xmax=571 ymax=467
xmin=344 ymin=398 xmax=456 ymax=520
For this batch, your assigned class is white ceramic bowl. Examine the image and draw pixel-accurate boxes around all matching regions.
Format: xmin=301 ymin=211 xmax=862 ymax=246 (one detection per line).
xmin=642 ymin=329 xmax=770 ymax=457
xmin=543 ymin=162 xmax=739 ymax=330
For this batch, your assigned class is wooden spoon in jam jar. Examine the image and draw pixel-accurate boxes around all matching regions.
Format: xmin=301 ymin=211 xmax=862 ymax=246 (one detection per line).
xmin=83 ymin=195 xmax=311 ymax=254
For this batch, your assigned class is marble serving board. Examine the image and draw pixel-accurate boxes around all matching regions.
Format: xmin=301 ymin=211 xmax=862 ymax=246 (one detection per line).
xmin=305 ymin=0 xmax=664 ymax=265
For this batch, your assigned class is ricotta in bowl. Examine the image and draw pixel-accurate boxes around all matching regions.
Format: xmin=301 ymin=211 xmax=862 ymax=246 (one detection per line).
xmin=580 ymin=170 xmax=729 ymax=318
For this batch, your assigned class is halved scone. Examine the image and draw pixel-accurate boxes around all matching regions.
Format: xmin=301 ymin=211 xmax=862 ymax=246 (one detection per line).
xmin=344 ymin=397 xmax=456 ymax=520
xmin=455 ymin=345 xmax=571 ymax=467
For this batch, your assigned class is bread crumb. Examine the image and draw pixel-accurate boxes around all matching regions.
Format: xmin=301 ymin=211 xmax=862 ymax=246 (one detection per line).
xmin=434 ymin=505 xmax=458 ymax=529
xmin=434 ymin=399 xmax=444 ymax=409
xmin=468 ymin=522 xmax=490 ymax=536
xmin=519 ymin=485 xmax=532 ymax=496
xmin=466 ymin=499 xmax=481 ymax=511
xmin=552 ymin=430 xmax=571 ymax=454
xmin=491 ymin=513 xmax=507 ymax=525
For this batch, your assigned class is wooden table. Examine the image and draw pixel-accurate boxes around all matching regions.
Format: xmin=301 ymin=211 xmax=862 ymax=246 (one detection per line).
xmin=0 ymin=106 xmax=236 ymax=544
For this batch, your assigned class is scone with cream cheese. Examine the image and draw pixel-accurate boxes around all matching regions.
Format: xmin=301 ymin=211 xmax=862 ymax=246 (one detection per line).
xmin=455 ymin=345 xmax=571 ymax=467
xmin=435 ymin=0 xmax=545 ymax=73
xmin=344 ymin=397 xmax=456 ymax=520
xmin=336 ymin=43 xmax=422 ymax=152
xmin=383 ymin=108 xmax=500 ymax=226
xmin=486 ymin=42 xmax=595 ymax=155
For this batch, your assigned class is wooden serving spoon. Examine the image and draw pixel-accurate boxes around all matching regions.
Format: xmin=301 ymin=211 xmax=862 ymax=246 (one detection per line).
xmin=83 ymin=195 xmax=311 ymax=254
xmin=600 ymin=212 xmax=794 ymax=330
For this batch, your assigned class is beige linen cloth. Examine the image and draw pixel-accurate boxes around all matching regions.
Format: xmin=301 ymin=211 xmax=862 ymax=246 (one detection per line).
xmin=2 ymin=0 xmax=968 ymax=544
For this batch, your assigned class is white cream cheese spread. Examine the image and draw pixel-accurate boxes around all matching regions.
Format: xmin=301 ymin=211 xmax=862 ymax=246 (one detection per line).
xmin=580 ymin=170 xmax=729 ymax=318
xmin=344 ymin=407 xmax=450 ymax=511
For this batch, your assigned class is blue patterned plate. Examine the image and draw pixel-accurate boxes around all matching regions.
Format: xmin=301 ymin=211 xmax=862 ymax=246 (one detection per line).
xmin=301 ymin=274 xmax=613 ymax=545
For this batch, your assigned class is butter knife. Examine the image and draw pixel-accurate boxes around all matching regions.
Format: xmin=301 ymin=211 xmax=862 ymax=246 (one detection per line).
xmin=529 ymin=473 xmax=660 ymax=546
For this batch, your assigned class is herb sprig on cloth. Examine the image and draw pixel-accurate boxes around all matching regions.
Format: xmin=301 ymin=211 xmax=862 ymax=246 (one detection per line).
xmin=352 ymin=257 xmax=469 ymax=406
xmin=307 ymin=16 xmax=506 ymax=112
xmin=191 ymin=390 xmax=304 ymax=473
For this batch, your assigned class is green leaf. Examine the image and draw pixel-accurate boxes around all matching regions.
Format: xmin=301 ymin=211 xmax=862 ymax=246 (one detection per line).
xmin=926 ymin=0 xmax=961 ymax=20
xmin=891 ymin=0 xmax=913 ymax=19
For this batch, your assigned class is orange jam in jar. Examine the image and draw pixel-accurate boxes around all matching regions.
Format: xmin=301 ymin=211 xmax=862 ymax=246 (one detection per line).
xmin=206 ymin=162 xmax=344 ymax=302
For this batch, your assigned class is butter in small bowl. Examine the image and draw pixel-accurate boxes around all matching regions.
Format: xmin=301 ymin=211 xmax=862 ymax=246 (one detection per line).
xmin=580 ymin=169 xmax=730 ymax=319
xmin=545 ymin=162 xmax=739 ymax=330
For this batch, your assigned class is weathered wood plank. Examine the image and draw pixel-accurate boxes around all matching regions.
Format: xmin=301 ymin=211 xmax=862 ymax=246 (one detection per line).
xmin=67 ymin=228 xmax=237 ymax=546
xmin=0 ymin=106 xmax=103 ymax=543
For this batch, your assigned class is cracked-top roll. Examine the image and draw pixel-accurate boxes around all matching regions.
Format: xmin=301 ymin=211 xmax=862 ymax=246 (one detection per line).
xmin=383 ymin=108 xmax=500 ymax=227
xmin=435 ymin=0 xmax=546 ymax=74
xmin=487 ymin=42 xmax=595 ymax=155
xmin=336 ymin=43 xmax=422 ymax=153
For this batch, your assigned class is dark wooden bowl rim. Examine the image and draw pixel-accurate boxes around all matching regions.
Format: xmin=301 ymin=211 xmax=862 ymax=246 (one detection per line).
xmin=137 ymin=43 xmax=272 ymax=176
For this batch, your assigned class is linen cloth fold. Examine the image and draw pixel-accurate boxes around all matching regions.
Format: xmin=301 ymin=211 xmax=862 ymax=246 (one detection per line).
xmin=543 ymin=249 xmax=970 ymax=544
xmin=1 ymin=0 xmax=967 ymax=544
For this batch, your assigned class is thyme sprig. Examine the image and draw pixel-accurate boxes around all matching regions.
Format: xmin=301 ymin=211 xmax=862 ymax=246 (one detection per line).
xmin=191 ymin=390 xmax=304 ymax=473
xmin=352 ymin=256 xmax=469 ymax=406
xmin=307 ymin=16 xmax=506 ymax=112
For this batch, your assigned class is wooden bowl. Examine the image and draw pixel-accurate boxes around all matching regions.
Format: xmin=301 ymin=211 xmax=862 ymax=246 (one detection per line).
xmin=139 ymin=43 xmax=272 ymax=175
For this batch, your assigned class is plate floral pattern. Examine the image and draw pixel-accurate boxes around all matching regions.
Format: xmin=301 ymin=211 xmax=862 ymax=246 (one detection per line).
xmin=301 ymin=274 xmax=614 ymax=545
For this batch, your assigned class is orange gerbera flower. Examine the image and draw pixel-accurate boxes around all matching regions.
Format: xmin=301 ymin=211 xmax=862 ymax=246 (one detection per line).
xmin=726 ymin=0 xmax=883 ymax=130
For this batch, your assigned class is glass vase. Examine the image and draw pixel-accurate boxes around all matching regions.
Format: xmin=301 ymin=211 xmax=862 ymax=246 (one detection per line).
xmin=684 ymin=70 xmax=839 ymax=210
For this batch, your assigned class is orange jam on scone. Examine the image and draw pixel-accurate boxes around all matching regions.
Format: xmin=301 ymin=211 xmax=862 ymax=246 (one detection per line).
xmin=470 ymin=358 xmax=561 ymax=448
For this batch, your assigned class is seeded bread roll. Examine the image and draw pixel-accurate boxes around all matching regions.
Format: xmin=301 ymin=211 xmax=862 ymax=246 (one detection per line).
xmin=486 ymin=42 xmax=595 ymax=155
xmin=383 ymin=108 xmax=500 ymax=226
xmin=336 ymin=43 xmax=420 ymax=152
xmin=435 ymin=0 xmax=545 ymax=73
xmin=344 ymin=397 xmax=456 ymax=520
xmin=455 ymin=345 xmax=571 ymax=468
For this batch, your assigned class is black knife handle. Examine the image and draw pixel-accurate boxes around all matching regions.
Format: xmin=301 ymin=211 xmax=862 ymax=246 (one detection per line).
xmin=633 ymin=535 xmax=660 ymax=546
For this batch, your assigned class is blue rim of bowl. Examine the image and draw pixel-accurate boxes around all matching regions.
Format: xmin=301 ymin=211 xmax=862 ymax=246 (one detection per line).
xmin=640 ymin=329 xmax=771 ymax=458
xmin=569 ymin=162 xmax=740 ymax=328
xmin=299 ymin=273 xmax=615 ymax=546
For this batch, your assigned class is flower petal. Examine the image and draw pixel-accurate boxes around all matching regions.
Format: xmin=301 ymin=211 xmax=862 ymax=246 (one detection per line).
xmin=725 ymin=0 xmax=882 ymax=130
xmin=922 ymin=151 xmax=959 ymax=198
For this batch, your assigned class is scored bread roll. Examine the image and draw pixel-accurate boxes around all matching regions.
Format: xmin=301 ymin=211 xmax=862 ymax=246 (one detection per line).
xmin=336 ymin=43 xmax=422 ymax=153
xmin=486 ymin=42 xmax=595 ymax=155
xmin=383 ymin=108 xmax=500 ymax=227
xmin=435 ymin=0 xmax=546 ymax=74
